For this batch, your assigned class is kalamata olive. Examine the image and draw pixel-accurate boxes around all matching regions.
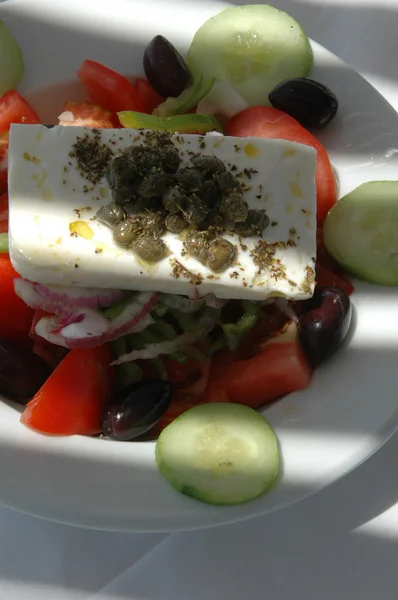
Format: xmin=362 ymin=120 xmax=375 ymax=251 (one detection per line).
xmin=161 ymin=146 xmax=181 ymax=174
xmin=235 ymin=209 xmax=270 ymax=237
xmin=139 ymin=170 xmax=169 ymax=198
xmin=192 ymin=155 xmax=226 ymax=176
xmin=113 ymin=219 xmax=140 ymax=247
xmin=102 ymin=378 xmax=172 ymax=441
xmin=175 ymin=168 xmax=202 ymax=192
xmin=298 ymin=287 xmax=352 ymax=366
xmin=0 ymin=339 xmax=51 ymax=404
xmin=165 ymin=213 xmax=188 ymax=233
xmin=144 ymin=35 xmax=192 ymax=98
xmin=96 ymin=203 xmax=127 ymax=228
xmin=206 ymin=237 xmax=236 ymax=272
xmin=162 ymin=185 xmax=187 ymax=213
xmin=220 ymin=192 xmax=248 ymax=222
xmin=132 ymin=235 xmax=169 ymax=262
xmin=269 ymin=77 xmax=338 ymax=129
xmin=216 ymin=172 xmax=241 ymax=193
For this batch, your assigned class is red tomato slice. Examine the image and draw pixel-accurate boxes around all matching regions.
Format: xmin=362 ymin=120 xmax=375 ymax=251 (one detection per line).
xmin=0 ymin=91 xmax=40 ymax=135
xmin=77 ymin=60 xmax=145 ymax=114
xmin=59 ymin=101 xmax=118 ymax=128
xmin=133 ymin=78 xmax=165 ymax=114
xmin=21 ymin=345 xmax=113 ymax=436
xmin=0 ymin=254 xmax=35 ymax=346
xmin=205 ymin=322 xmax=312 ymax=409
xmin=226 ymin=106 xmax=336 ymax=225
xmin=0 ymin=132 xmax=9 ymax=195
xmin=316 ymin=263 xmax=354 ymax=296
xmin=0 ymin=192 xmax=8 ymax=233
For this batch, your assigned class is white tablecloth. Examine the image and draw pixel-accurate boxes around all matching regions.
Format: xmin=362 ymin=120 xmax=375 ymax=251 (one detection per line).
xmin=2 ymin=0 xmax=398 ymax=598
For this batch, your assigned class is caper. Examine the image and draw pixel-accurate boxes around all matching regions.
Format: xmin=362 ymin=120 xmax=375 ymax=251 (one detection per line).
xmin=200 ymin=180 xmax=221 ymax=206
xmin=206 ymin=237 xmax=236 ymax=272
xmin=162 ymin=185 xmax=187 ymax=213
xmin=111 ymin=184 xmax=136 ymax=206
xmin=96 ymin=203 xmax=127 ymax=228
xmin=184 ymin=230 xmax=215 ymax=263
xmin=113 ymin=219 xmax=140 ymax=247
xmin=235 ymin=209 xmax=270 ymax=237
xmin=132 ymin=236 xmax=169 ymax=263
xmin=136 ymin=149 xmax=163 ymax=175
xmin=139 ymin=210 xmax=166 ymax=237
xmin=192 ymin=155 xmax=226 ymax=176
xmin=216 ymin=172 xmax=241 ymax=193
xmin=165 ymin=213 xmax=188 ymax=234
xmin=184 ymin=194 xmax=209 ymax=226
xmin=175 ymin=168 xmax=202 ymax=192
xmin=131 ymin=195 xmax=161 ymax=213
xmin=107 ymin=155 xmax=137 ymax=188
xmin=139 ymin=170 xmax=169 ymax=199
xmin=161 ymin=146 xmax=181 ymax=174
xmin=220 ymin=192 xmax=248 ymax=222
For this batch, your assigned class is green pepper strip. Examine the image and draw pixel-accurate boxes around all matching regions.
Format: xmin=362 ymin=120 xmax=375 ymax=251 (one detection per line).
xmin=117 ymin=111 xmax=224 ymax=134
xmin=0 ymin=233 xmax=8 ymax=253
xmin=221 ymin=300 xmax=261 ymax=352
xmin=110 ymin=337 xmax=143 ymax=389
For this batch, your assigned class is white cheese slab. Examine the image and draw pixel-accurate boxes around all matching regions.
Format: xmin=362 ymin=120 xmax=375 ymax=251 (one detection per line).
xmin=8 ymin=124 xmax=317 ymax=300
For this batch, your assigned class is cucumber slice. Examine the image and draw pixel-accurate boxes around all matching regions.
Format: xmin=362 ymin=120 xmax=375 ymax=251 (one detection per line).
xmin=0 ymin=21 xmax=24 ymax=96
xmin=323 ymin=181 xmax=398 ymax=286
xmin=187 ymin=5 xmax=313 ymax=108
xmin=154 ymin=71 xmax=214 ymax=117
xmin=155 ymin=403 xmax=280 ymax=505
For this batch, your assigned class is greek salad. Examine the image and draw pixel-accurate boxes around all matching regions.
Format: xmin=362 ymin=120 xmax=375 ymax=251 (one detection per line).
xmin=0 ymin=4 xmax=391 ymax=507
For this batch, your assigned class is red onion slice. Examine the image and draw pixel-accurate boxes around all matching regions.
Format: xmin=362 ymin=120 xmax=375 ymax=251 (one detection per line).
xmin=34 ymin=292 xmax=159 ymax=349
xmin=34 ymin=282 xmax=125 ymax=309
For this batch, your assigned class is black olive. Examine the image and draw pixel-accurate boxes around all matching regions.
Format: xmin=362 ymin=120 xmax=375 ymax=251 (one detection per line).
xmin=175 ymin=168 xmax=202 ymax=192
xmin=220 ymin=192 xmax=248 ymax=222
xmin=161 ymin=146 xmax=181 ymax=174
xmin=0 ymin=339 xmax=51 ymax=404
xmin=269 ymin=77 xmax=338 ymax=129
xmin=139 ymin=170 xmax=169 ymax=198
xmin=192 ymin=155 xmax=226 ymax=176
xmin=113 ymin=219 xmax=140 ymax=247
xmin=235 ymin=209 xmax=270 ymax=237
xmin=102 ymin=378 xmax=172 ymax=441
xmin=132 ymin=235 xmax=169 ymax=262
xmin=143 ymin=35 xmax=192 ymax=98
xmin=165 ymin=213 xmax=188 ymax=234
xmin=96 ymin=203 xmax=127 ymax=229
xmin=206 ymin=237 xmax=236 ymax=272
xmin=162 ymin=185 xmax=187 ymax=213
xmin=298 ymin=287 xmax=351 ymax=366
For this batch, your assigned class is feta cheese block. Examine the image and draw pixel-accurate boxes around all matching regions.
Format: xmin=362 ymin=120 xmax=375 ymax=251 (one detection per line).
xmin=8 ymin=124 xmax=317 ymax=300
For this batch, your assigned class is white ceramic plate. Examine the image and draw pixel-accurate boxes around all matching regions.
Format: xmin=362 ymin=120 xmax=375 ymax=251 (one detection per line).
xmin=1 ymin=0 xmax=398 ymax=532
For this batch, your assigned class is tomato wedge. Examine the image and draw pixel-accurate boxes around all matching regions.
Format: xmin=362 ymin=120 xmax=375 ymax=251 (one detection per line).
xmin=0 ymin=254 xmax=35 ymax=346
xmin=133 ymin=78 xmax=165 ymax=114
xmin=226 ymin=106 xmax=336 ymax=225
xmin=59 ymin=101 xmax=118 ymax=128
xmin=0 ymin=132 xmax=8 ymax=195
xmin=21 ymin=345 xmax=113 ymax=435
xmin=77 ymin=60 xmax=145 ymax=114
xmin=0 ymin=192 xmax=8 ymax=233
xmin=205 ymin=322 xmax=312 ymax=408
xmin=0 ymin=91 xmax=40 ymax=134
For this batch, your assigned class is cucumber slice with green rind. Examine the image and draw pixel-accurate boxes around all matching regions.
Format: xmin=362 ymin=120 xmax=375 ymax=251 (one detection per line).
xmin=323 ymin=181 xmax=398 ymax=286
xmin=0 ymin=21 xmax=24 ymax=96
xmin=154 ymin=71 xmax=214 ymax=117
xmin=155 ymin=403 xmax=280 ymax=505
xmin=187 ymin=4 xmax=313 ymax=108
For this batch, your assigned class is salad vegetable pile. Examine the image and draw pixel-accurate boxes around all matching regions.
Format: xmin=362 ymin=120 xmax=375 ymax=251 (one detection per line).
xmin=0 ymin=4 xmax=391 ymax=506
